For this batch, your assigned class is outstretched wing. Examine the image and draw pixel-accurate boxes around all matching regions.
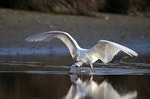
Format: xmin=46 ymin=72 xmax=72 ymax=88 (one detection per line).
xmin=89 ymin=40 xmax=138 ymax=63
xmin=25 ymin=31 xmax=81 ymax=58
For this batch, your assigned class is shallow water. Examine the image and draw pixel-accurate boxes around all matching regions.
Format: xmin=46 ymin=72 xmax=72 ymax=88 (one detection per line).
xmin=0 ymin=72 xmax=149 ymax=99
xmin=0 ymin=54 xmax=149 ymax=99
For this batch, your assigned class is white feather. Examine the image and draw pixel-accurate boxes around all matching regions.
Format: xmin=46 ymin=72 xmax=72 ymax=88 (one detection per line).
xmin=25 ymin=31 xmax=81 ymax=58
xmin=90 ymin=40 xmax=138 ymax=63
xmin=25 ymin=31 xmax=138 ymax=69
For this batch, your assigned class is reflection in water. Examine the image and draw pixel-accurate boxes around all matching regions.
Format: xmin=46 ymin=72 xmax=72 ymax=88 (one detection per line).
xmin=0 ymin=73 xmax=149 ymax=99
xmin=0 ymin=60 xmax=149 ymax=99
xmin=64 ymin=75 xmax=137 ymax=99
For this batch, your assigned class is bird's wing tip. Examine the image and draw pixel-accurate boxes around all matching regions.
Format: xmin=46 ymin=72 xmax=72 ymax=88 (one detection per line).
xmin=25 ymin=37 xmax=33 ymax=41
xmin=25 ymin=37 xmax=30 ymax=41
xmin=25 ymin=37 xmax=38 ymax=42
xmin=134 ymin=53 xmax=138 ymax=57
xmin=100 ymin=40 xmax=139 ymax=57
xmin=129 ymin=50 xmax=138 ymax=57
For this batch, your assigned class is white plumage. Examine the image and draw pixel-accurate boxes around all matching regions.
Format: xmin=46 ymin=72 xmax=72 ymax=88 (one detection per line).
xmin=25 ymin=31 xmax=138 ymax=71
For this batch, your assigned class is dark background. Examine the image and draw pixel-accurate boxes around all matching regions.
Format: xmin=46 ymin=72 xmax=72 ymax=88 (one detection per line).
xmin=0 ymin=0 xmax=150 ymax=16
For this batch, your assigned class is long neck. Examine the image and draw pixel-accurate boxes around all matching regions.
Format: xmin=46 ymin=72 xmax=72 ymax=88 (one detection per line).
xmin=66 ymin=33 xmax=81 ymax=50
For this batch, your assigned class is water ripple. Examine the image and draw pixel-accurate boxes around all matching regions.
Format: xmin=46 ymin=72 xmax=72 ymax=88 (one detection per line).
xmin=0 ymin=61 xmax=149 ymax=75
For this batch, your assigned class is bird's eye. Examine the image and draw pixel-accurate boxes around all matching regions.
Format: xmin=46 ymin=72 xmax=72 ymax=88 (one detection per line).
xmin=75 ymin=66 xmax=78 ymax=68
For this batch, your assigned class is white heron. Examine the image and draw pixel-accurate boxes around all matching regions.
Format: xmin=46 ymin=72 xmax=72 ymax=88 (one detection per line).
xmin=25 ymin=31 xmax=138 ymax=72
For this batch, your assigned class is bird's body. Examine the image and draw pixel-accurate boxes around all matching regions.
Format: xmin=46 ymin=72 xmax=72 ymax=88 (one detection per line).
xmin=25 ymin=31 xmax=138 ymax=72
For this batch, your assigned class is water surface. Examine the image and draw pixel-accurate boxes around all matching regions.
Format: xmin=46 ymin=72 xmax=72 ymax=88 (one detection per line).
xmin=0 ymin=54 xmax=149 ymax=99
xmin=0 ymin=51 xmax=150 ymax=99
xmin=0 ymin=72 xmax=149 ymax=99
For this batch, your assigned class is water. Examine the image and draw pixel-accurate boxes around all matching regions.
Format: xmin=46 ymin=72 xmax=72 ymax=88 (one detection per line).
xmin=0 ymin=54 xmax=149 ymax=99
xmin=0 ymin=73 xmax=149 ymax=99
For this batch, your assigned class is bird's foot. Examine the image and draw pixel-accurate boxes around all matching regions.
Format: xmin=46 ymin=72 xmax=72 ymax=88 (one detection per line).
xmin=89 ymin=69 xmax=93 ymax=73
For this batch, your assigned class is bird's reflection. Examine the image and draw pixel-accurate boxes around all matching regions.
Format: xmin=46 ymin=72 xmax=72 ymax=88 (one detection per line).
xmin=64 ymin=75 xmax=137 ymax=99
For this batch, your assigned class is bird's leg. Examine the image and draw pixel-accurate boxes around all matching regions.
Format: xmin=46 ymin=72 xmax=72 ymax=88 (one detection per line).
xmin=90 ymin=63 xmax=93 ymax=72
xmin=90 ymin=63 xmax=93 ymax=69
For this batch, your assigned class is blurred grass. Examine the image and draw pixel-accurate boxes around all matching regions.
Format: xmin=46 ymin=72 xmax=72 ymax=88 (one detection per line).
xmin=0 ymin=0 xmax=150 ymax=16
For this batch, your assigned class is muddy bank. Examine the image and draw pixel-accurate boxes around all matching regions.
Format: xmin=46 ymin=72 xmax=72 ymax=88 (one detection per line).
xmin=0 ymin=9 xmax=149 ymax=62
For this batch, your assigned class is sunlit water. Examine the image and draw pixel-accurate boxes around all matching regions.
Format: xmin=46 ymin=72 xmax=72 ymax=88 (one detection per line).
xmin=0 ymin=61 xmax=149 ymax=75
xmin=0 ymin=53 xmax=149 ymax=99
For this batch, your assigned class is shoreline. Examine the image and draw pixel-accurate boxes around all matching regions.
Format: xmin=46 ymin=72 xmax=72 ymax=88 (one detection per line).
xmin=0 ymin=9 xmax=149 ymax=62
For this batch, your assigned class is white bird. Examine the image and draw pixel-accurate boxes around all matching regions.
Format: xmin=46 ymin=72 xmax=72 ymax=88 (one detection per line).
xmin=25 ymin=31 xmax=138 ymax=72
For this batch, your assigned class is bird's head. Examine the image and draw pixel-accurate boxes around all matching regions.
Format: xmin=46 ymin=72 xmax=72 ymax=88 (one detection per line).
xmin=69 ymin=61 xmax=82 ymax=73
xmin=71 ymin=61 xmax=82 ymax=68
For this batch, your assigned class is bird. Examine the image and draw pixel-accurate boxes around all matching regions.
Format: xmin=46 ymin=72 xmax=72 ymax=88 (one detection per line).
xmin=25 ymin=31 xmax=138 ymax=72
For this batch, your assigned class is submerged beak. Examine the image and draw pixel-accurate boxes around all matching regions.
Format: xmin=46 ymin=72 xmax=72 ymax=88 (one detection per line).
xmin=69 ymin=61 xmax=82 ymax=73
xmin=69 ymin=67 xmax=78 ymax=74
